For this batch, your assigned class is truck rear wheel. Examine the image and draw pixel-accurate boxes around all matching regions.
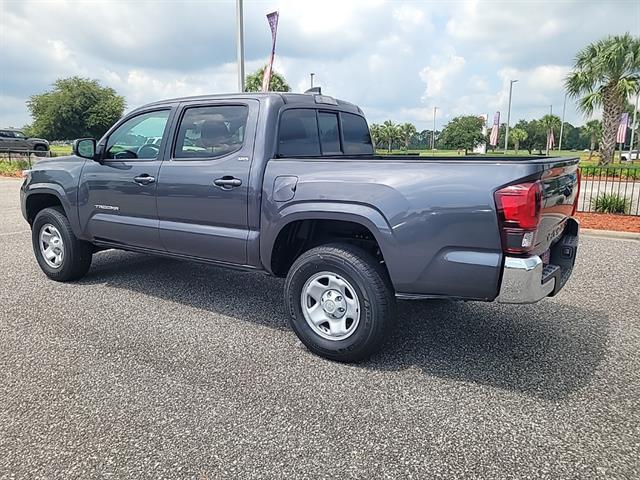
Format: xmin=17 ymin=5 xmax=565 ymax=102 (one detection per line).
xmin=284 ymin=243 xmax=395 ymax=362
xmin=32 ymin=207 xmax=93 ymax=282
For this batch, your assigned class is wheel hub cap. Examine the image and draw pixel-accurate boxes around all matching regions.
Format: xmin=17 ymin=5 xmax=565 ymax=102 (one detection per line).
xmin=39 ymin=223 xmax=65 ymax=268
xmin=301 ymin=272 xmax=361 ymax=341
xmin=321 ymin=290 xmax=346 ymax=317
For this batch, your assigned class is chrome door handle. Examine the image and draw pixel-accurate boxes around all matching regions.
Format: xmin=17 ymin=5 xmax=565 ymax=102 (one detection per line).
xmin=134 ymin=175 xmax=155 ymax=185
xmin=214 ymin=177 xmax=242 ymax=189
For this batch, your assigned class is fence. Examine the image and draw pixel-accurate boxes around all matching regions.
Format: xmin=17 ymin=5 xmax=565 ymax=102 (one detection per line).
xmin=577 ymin=166 xmax=640 ymax=216
xmin=0 ymin=149 xmax=51 ymax=170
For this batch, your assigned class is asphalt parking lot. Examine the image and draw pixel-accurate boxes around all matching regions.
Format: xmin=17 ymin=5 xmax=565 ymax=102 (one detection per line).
xmin=1 ymin=177 xmax=638 ymax=479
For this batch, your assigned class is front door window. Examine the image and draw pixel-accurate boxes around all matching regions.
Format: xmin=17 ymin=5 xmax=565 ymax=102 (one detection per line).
xmin=105 ymin=110 xmax=170 ymax=160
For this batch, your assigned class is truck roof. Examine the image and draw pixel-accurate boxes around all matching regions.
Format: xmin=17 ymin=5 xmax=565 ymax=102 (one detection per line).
xmin=135 ymin=92 xmax=363 ymax=115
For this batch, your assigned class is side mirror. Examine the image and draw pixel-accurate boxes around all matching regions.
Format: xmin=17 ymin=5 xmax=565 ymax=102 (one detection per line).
xmin=72 ymin=138 xmax=97 ymax=160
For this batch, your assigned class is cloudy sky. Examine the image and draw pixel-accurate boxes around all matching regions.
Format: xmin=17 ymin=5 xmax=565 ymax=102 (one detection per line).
xmin=1 ymin=0 xmax=639 ymax=130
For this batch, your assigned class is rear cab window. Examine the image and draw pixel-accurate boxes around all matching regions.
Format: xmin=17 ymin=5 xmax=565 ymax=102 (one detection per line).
xmin=278 ymin=108 xmax=373 ymax=157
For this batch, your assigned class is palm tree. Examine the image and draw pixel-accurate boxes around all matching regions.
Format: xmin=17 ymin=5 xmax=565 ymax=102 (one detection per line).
xmin=509 ymin=128 xmax=528 ymax=154
xmin=565 ymin=33 xmax=640 ymax=165
xmin=380 ymin=120 xmax=400 ymax=153
xmin=399 ymin=123 xmax=417 ymax=150
xmin=541 ymin=114 xmax=561 ymax=155
xmin=369 ymin=123 xmax=382 ymax=149
xmin=244 ymin=66 xmax=291 ymax=92
xmin=581 ymin=119 xmax=603 ymax=160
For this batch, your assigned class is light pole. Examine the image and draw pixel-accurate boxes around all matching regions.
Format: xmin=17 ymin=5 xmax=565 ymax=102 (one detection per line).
xmin=236 ymin=0 xmax=245 ymax=92
xmin=310 ymin=73 xmax=315 ymax=89
xmin=431 ymin=106 xmax=439 ymax=152
xmin=628 ymin=92 xmax=639 ymax=161
xmin=504 ymin=79 xmax=518 ymax=152
xmin=559 ymin=93 xmax=567 ymax=151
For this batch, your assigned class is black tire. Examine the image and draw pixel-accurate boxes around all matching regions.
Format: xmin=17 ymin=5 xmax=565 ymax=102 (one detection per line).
xmin=284 ymin=243 xmax=395 ymax=362
xmin=32 ymin=206 xmax=93 ymax=281
xmin=33 ymin=145 xmax=48 ymax=157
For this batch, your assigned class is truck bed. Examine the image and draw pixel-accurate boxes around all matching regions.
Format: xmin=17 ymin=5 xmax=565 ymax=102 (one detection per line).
xmin=262 ymin=155 xmax=579 ymax=299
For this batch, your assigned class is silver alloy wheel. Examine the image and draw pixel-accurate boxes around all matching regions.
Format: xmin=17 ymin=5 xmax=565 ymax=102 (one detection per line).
xmin=300 ymin=271 xmax=361 ymax=341
xmin=39 ymin=223 xmax=65 ymax=268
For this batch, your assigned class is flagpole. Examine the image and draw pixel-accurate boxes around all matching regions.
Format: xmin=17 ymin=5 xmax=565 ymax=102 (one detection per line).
xmin=236 ymin=0 xmax=245 ymax=92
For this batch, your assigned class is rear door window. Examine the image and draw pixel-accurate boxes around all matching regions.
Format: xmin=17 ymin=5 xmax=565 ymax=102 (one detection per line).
xmin=174 ymin=105 xmax=249 ymax=159
xmin=278 ymin=109 xmax=320 ymax=156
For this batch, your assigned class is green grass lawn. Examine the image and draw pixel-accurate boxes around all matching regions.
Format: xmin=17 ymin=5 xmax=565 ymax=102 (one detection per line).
xmin=50 ymin=144 xmax=73 ymax=156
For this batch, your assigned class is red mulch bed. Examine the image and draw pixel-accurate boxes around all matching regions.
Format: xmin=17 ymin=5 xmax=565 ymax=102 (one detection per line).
xmin=575 ymin=212 xmax=640 ymax=233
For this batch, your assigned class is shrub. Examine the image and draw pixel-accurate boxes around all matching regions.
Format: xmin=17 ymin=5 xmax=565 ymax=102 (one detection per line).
xmin=592 ymin=193 xmax=630 ymax=214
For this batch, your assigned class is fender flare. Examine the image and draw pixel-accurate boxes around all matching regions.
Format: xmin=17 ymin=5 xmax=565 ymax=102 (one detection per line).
xmin=261 ymin=201 xmax=398 ymax=275
xmin=23 ymin=184 xmax=82 ymax=237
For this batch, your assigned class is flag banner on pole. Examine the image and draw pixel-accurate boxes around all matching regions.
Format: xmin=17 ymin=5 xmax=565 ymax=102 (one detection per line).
xmin=489 ymin=111 xmax=500 ymax=146
xmin=617 ymin=112 xmax=629 ymax=143
xmin=261 ymin=11 xmax=279 ymax=93
xmin=547 ymin=128 xmax=555 ymax=151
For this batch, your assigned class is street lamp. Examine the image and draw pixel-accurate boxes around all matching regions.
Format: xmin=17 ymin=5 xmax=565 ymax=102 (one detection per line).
xmin=504 ymin=79 xmax=518 ymax=152
xmin=310 ymin=73 xmax=315 ymax=89
xmin=559 ymin=93 xmax=567 ymax=151
xmin=236 ymin=0 xmax=245 ymax=92
xmin=431 ymin=106 xmax=439 ymax=152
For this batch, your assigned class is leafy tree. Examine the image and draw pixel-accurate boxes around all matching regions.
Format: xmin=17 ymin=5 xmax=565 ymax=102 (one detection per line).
xmin=398 ymin=122 xmax=417 ymax=150
xmin=560 ymin=122 xmax=584 ymax=150
xmin=515 ymin=119 xmax=547 ymax=154
xmin=244 ymin=66 xmax=291 ymax=92
xmin=565 ymin=33 xmax=640 ymax=164
xmin=581 ymin=119 xmax=603 ymax=160
xmin=26 ymin=77 xmax=125 ymax=140
xmin=380 ymin=120 xmax=401 ymax=153
xmin=440 ymin=116 xmax=485 ymax=154
xmin=541 ymin=114 xmax=562 ymax=154
xmin=509 ymin=128 xmax=528 ymax=154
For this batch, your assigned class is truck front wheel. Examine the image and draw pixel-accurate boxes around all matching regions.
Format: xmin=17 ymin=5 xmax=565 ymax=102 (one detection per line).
xmin=32 ymin=207 xmax=93 ymax=282
xmin=284 ymin=243 xmax=395 ymax=362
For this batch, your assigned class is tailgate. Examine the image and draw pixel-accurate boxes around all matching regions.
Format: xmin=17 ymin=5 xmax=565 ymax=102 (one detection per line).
xmin=533 ymin=159 xmax=580 ymax=256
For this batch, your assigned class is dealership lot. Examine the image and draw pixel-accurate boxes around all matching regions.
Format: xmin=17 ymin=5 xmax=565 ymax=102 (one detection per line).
xmin=0 ymin=178 xmax=638 ymax=479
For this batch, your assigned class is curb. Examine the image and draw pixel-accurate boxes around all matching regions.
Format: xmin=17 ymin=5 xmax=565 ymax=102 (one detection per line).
xmin=582 ymin=229 xmax=640 ymax=241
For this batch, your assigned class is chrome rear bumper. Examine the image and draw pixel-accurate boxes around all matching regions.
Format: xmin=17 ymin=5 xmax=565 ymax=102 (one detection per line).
xmin=496 ymin=256 xmax=555 ymax=304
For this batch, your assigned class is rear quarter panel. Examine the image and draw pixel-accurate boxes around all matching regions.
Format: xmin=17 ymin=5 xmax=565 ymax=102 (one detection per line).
xmin=261 ymin=158 xmax=546 ymax=299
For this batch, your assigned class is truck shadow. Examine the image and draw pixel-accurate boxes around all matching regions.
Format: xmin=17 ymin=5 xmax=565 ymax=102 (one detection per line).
xmin=82 ymin=250 xmax=608 ymax=401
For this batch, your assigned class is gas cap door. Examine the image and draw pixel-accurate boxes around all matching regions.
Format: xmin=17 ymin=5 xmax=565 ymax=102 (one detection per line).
xmin=273 ymin=175 xmax=298 ymax=202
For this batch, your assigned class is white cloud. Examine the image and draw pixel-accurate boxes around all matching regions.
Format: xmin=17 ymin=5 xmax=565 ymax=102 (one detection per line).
xmin=1 ymin=0 xmax=637 ymax=130
xmin=419 ymin=49 xmax=466 ymax=99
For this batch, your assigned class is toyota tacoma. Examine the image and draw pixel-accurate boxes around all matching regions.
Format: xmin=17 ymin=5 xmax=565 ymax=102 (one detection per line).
xmin=20 ymin=92 xmax=580 ymax=361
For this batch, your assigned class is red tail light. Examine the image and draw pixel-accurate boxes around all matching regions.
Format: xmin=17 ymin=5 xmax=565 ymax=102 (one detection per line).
xmin=571 ymin=168 xmax=581 ymax=216
xmin=494 ymin=181 xmax=542 ymax=254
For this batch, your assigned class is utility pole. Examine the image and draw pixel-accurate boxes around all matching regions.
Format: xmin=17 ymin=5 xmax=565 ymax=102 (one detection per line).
xmin=236 ymin=0 xmax=245 ymax=92
xmin=310 ymin=73 xmax=315 ymax=89
xmin=628 ymin=92 xmax=639 ymax=161
xmin=504 ymin=79 xmax=518 ymax=152
xmin=431 ymin=107 xmax=439 ymax=152
xmin=559 ymin=93 xmax=567 ymax=151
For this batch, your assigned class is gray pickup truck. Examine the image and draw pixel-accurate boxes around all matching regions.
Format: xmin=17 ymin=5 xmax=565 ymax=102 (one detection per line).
xmin=0 ymin=128 xmax=49 ymax=155
xmin=20 ymin=92 xmax=580 ymax=361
